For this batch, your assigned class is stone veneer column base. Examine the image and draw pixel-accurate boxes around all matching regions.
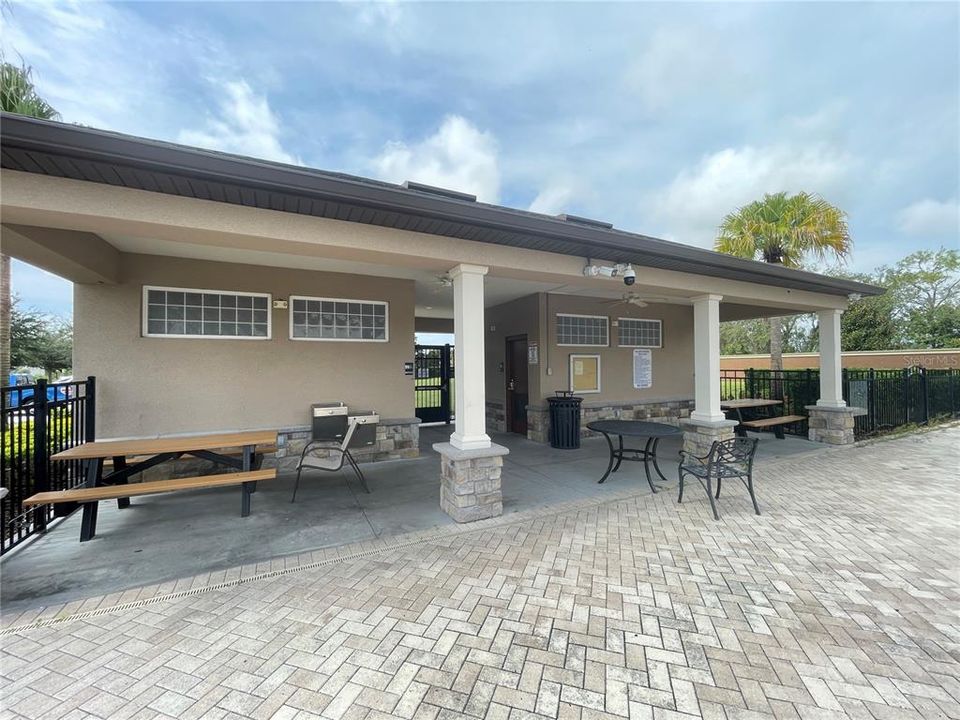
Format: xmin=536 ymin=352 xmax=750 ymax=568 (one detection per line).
xmin=806 ymin=405 xmax=864 ymax=445
xmin=434 ymin=442 xmax=510 ymax=523
xmin=679 ymin=418 xmax=738 ymax=457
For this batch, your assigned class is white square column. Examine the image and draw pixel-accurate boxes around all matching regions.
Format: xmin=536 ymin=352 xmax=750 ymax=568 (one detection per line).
xmin=690 ymin=294 xmax=726 ymax=423
xmin=817 ymin=308 xmax=846 ymax=408
xmin=449 ymin=263 xmax=491 ymax=450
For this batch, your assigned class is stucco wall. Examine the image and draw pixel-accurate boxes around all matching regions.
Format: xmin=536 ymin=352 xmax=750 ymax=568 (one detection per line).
xmin=484 ymin=293 xmax=695 ymax=407
xmin=75 ymin=253 xmax=416 ymax=439
xmin=485 ymin=294 xmax=542 ymax=404
xmin=538 ymin=294 xmax=694 ymax=404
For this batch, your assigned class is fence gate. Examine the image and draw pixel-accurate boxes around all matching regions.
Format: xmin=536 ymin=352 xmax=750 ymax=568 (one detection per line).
xmin=415 ymin=344 xmax=454 ymax=424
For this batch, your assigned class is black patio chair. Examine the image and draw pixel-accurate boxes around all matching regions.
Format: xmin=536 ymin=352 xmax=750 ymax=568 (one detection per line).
xmin=291 ymin=420 xmax=370 ymax=502
xmin=678 ymin=437 xmax=759 ymax=520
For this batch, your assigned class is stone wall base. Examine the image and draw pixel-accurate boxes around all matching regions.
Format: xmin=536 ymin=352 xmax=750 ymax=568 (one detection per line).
xmin=680 ymin=418 xmax=738 ymax=458
xmin=486 ymin=400 xmax=506 ymax=433
xmin=527 ymin=399 xmax=695 ymax=444
xmin=434 ymin=442 xmax=510 ymax=523
xmin=806 ymin=405 xmax=863 ymax=445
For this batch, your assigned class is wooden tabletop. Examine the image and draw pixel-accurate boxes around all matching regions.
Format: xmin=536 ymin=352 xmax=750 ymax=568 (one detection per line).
xmin=51 ymin=430 xmax=278 ymax=461
xmin=720 ymin=399 xmax=783 ymax=409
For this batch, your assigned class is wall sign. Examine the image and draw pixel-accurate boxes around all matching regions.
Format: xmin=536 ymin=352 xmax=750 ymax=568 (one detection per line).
xmin=404 ymin=362 xmax=414 ymax=376
xmin=632 ymin=349 xmax=652 ymax=389
xmin=528 ymin=342 xmax=539 ymax=365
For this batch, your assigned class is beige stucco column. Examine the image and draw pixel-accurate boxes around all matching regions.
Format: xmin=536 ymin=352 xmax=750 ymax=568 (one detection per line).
xmin=690 ymin=294 xmax=725 ymax=423
xmin=449 ymin=263 xmax=491 ymax=451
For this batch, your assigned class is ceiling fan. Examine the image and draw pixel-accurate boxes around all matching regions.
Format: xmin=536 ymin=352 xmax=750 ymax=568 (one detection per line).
xmin=429 ymin=274 xmax=454 ymax=293
xmin=603 ymin=292 xmax=663 ymax=307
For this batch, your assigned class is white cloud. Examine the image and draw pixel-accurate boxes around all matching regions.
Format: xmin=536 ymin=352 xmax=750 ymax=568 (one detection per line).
xmin=625 ymin=25 xmax=746 ymax=111
xmin=896 ymin=198 xmax=959 ymax=237
xmin=528 ymin=181 xmax=578 ymax=216
xmin=649 ymin=144 xmax=857 ymax=247
xmin=350 ymin=0 xmax=403 ymax=28
xmin=177 ymin=80 xmax=299 ymax=165
xmin=372 ymin=115 xmax=500 ymax=203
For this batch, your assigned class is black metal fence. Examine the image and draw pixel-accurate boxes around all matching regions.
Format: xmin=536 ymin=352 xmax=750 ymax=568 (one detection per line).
xmin=1 ymin=377 xmax=96 ymax=555
xmin=720 ymin=367 xmax=960 ymax=439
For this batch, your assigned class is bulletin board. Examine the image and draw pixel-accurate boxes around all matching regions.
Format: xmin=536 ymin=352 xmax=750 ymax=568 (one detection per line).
xmin=569 ymin=354 xmax=601 ymax=393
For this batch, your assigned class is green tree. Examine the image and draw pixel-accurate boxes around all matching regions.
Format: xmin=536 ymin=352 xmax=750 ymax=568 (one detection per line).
xmin=32 ymin=319 xmax=72 ymax=379
xmin=0 ymin=58 xmax=60 ymax=385
xmin=714 ymin=192 xmax=852 ymax=371
xmin=821 ymin=269 xmax=899 ymax=351
xmin=883 ymin=248 xmax=960 ymax=348
xmin=720 ymin=318 xmax=769 ymax=355
xmin=9 ymin=299 xmax=72 ymax=378
xmin=10 ymin=298 xmax=45 ymax=368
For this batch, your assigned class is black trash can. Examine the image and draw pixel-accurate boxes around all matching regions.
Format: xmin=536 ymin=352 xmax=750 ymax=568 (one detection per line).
xmin=547 ymin=391 xmax=583 ymax=449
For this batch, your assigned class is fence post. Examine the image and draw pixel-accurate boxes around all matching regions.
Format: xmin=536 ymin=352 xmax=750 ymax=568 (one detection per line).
xmin=902 ymin=367 xmax=910 ymax=425
xmin=920 ymin=367 xmax=929 ymax=425
xmin=33 ymin=379 xmax=49 ymax=533
xmin=746 ymin=368 xmax=755 ymax=399
xmin=953 ymin=369 xmax=958 ymax=419
xmin=868 ymin=368 xmax=876 ymax=435
xmin=84 ymin=376 xmax=97 ymax=442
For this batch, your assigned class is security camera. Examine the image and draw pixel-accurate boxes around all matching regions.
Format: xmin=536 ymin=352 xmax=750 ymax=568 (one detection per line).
xmin=622 ymin=264 xmax=636 ymax=286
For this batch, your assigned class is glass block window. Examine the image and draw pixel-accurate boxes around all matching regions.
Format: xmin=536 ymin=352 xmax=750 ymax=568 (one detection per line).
xmin=290 ymin=296 xmax=388 ymax=341
xmin=556 ymin=314 xmax=608 ymax=346
xmin=618 ymin=318 xmax=662 ymax=348
xmin=143 ymin=287 xmax=271 ymax=339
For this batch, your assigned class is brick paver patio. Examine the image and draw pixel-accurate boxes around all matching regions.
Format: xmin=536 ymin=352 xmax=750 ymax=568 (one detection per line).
xmin=1 ymin=427 xmax=958 ymax=720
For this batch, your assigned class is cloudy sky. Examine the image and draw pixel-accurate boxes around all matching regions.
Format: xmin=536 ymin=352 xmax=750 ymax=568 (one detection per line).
xmin=4 ymin=0 xmax=958 ymax=317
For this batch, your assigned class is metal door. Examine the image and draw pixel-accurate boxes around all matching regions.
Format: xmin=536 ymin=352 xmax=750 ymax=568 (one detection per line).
xmin=415 ymin=344 xmax=454 ymax=424
xmin=505 ymin=336 xmax=529 ymax=434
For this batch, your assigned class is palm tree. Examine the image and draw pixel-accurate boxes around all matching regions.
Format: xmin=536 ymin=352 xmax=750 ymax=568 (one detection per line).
xmin=0 ymin=59 xmax=59 ymax=385
xmin=714 ymin=191 xmax=852 ymax=373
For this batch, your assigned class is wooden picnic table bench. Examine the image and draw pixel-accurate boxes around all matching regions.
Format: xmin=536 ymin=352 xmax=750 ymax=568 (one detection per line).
xmin=24 ymin=430 xmax=278 ymax=542
xmin=720 ymin=399 xmax=806 ymax=440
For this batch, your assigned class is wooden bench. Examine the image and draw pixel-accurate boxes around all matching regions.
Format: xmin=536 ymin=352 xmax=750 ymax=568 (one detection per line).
xmin=23 ymin=469 xmax=277 ymax=530
xmin=740 ymin=415 xmax=807 ymax=439
xmin=102 ymin=447 xmax=277 ymax=469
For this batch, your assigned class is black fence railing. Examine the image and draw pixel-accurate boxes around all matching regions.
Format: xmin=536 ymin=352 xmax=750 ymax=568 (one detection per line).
xmin=720 ymin=367 xmax=960 ymax=439
xmin=1 ymin=376 xmax=96 ymax=555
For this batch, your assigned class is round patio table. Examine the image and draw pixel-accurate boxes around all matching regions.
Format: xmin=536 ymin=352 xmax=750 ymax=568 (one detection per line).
xmin=586 ymin=420 xmax=682 ymax=492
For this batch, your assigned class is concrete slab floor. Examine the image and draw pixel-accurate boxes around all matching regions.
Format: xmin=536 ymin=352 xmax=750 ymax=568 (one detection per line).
xmin=0 ymin=426 xmax=828 ymax=615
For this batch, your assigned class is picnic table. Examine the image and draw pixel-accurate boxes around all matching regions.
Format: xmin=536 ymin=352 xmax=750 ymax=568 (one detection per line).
xmin=720 ymin=399 xmax=806 ymax=439
xmin=586 ymin=420 xmax=682 ymax=493
xmin=24 ymin=430 xmax=277 ymax=542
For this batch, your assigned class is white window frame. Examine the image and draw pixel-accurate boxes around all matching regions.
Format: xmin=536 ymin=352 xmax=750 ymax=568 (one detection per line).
xmin=617 ymin=317 xmax=663 ymax=348
xmin=289 ymin=295 xmax=390 ymax=343
xmin=556 ymin=313 xmax=609 ymax=347
xmin=568 ymin=353 xmax=602 ymax=394
xmin=142 ymin=286 xmax=272 ymax=340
